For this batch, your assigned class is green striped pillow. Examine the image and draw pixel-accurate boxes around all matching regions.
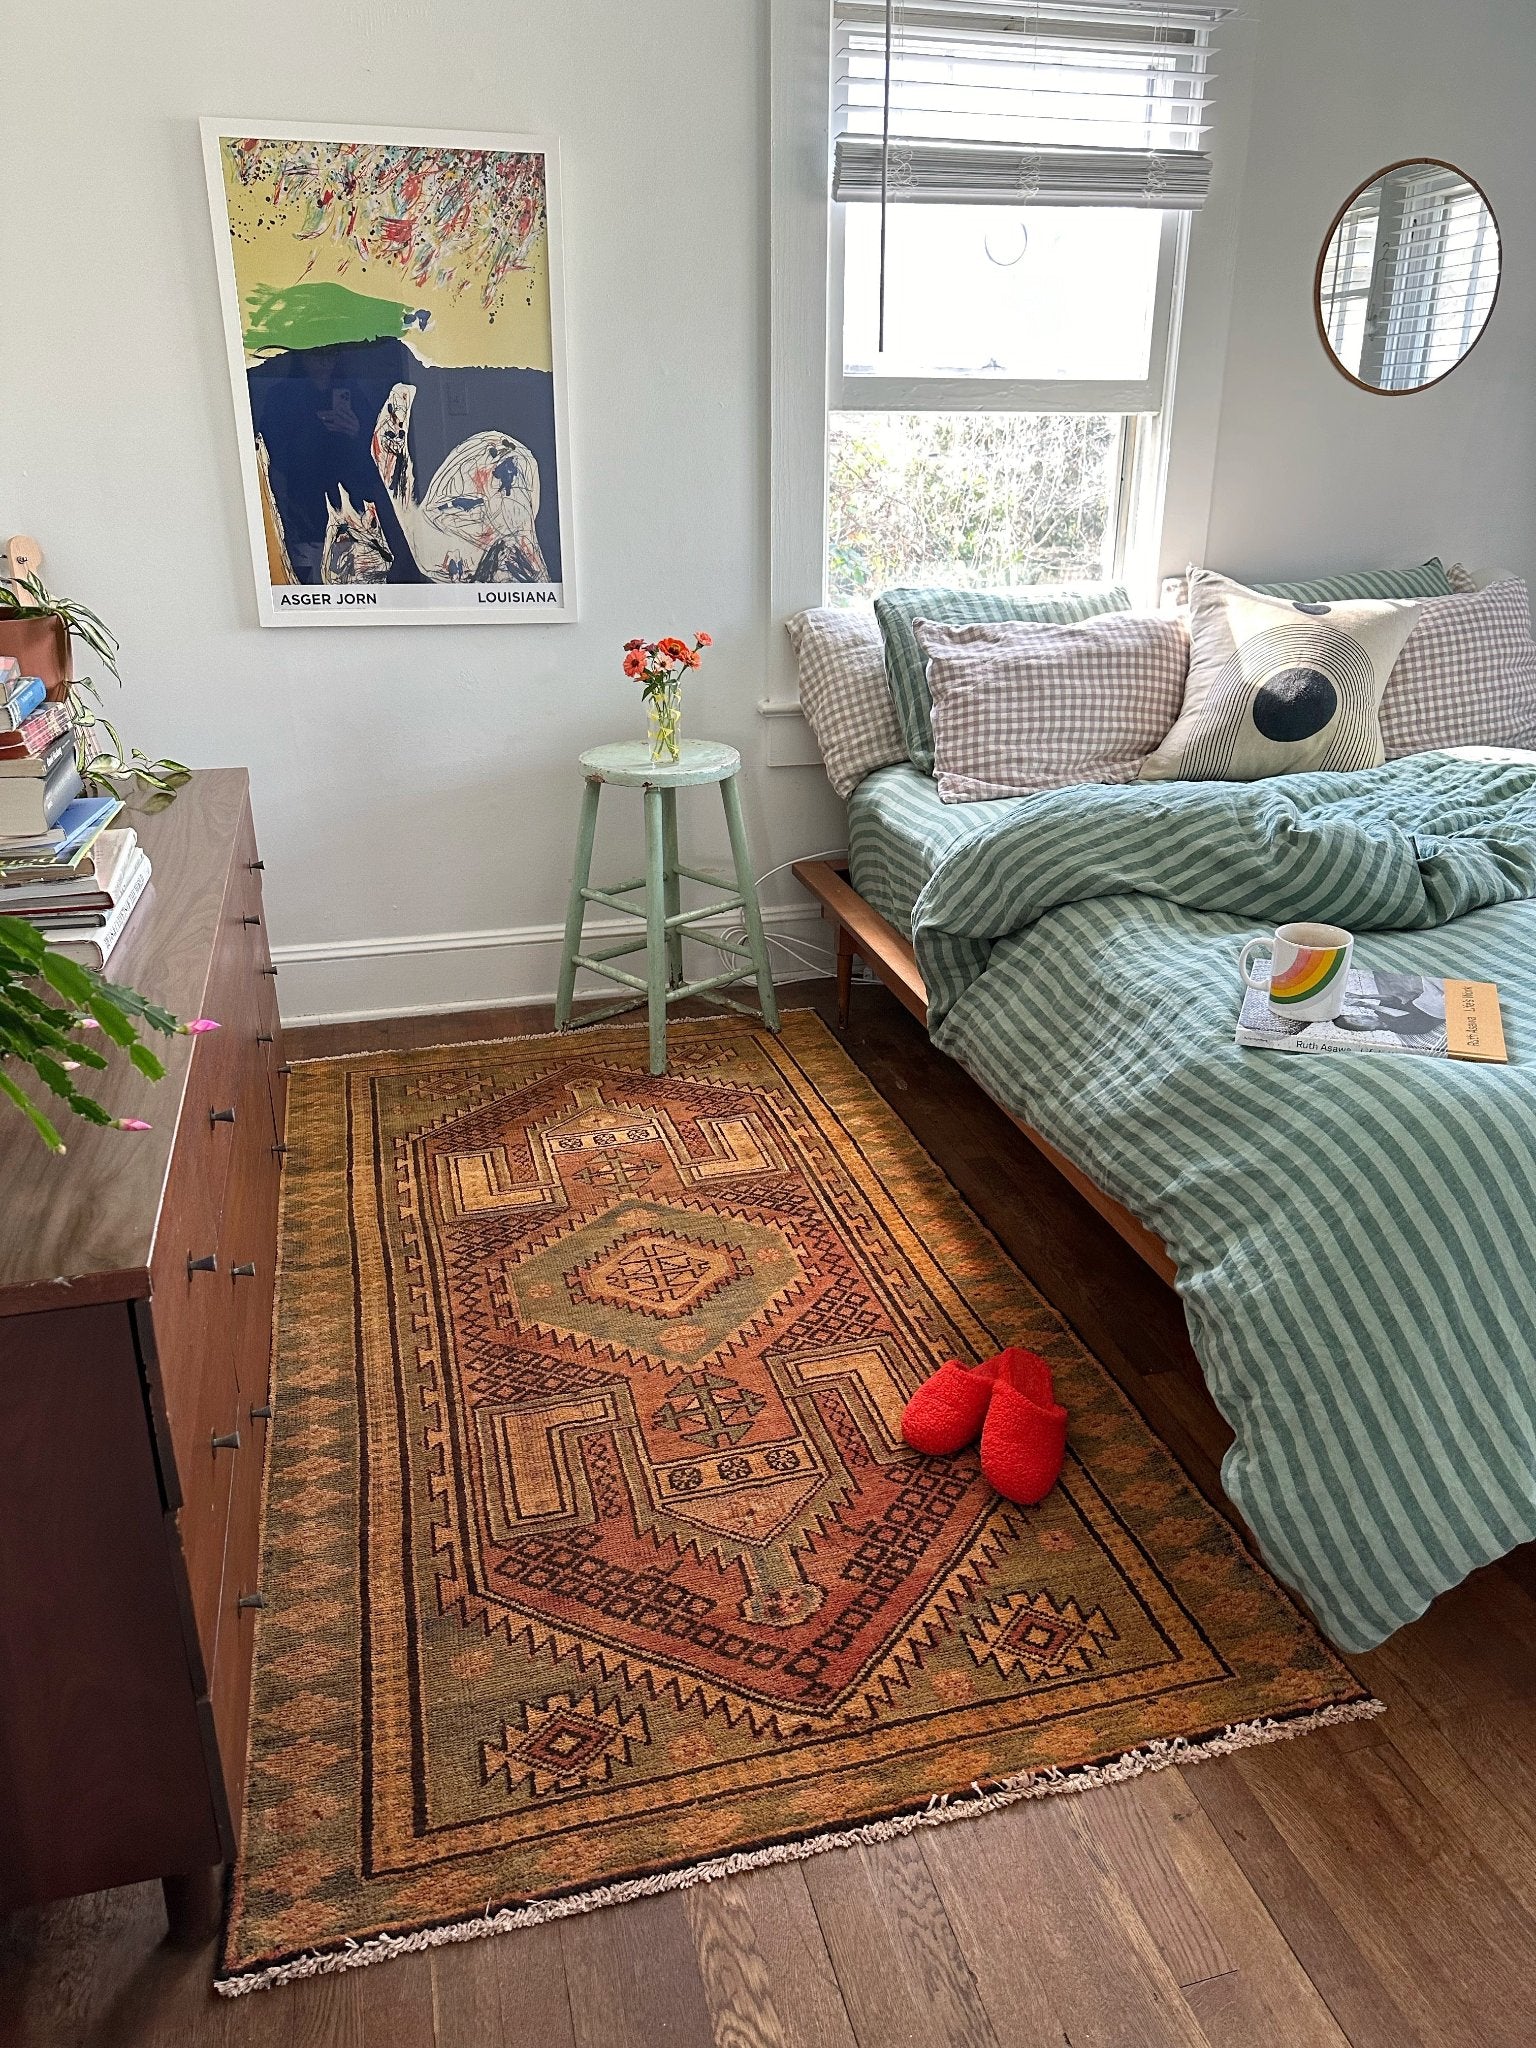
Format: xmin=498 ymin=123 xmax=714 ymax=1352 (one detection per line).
xmin=875 ymin=584 xmax=1132 ymax=774
xmin=1251 ymin=559 xmax=1455 ymax=602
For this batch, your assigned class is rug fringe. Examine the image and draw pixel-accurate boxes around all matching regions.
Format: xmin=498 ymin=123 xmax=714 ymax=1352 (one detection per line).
xmin=216 ymin=1694 xmax=1382 ymax=1996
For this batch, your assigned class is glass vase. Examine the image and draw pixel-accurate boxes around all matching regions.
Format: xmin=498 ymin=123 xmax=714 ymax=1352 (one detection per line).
xmin=648 ymin=679 xmax=682 ymax=765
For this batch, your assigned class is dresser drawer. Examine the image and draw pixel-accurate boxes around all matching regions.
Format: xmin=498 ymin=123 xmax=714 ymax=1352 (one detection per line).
xmin=145 ymin=1019 xmax=246 ymax=1495
xmin=146 ymin=885 xmax=272 ymax=1673
xmin=207 ymin=1052 xmax=280 ymax=1835
xmin=168 ymin=1302 xmax=243 ymax=1681
xmin=224 ymin=1067 xmax=282 ymax=1403
xmin=209 ymin=1387 xmax=268 ymax=1834
xmin=234 ymin=857 xmax=286 ymax=1145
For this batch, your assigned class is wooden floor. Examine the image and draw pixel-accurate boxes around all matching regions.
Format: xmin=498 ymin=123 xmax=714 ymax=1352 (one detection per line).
xmin=7 ymin=979 xmax=1536 ymax=2047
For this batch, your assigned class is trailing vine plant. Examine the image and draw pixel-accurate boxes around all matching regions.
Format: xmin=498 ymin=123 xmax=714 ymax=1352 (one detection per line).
xmin=0 ymin=574 xmax=190 ymax=806
xmin=0 ymin=572 xmax=201 ymax=1145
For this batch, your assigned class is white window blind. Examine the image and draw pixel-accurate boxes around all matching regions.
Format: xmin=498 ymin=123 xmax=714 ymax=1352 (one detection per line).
xmin=833 ymin=2 xmax=1228 ymax=210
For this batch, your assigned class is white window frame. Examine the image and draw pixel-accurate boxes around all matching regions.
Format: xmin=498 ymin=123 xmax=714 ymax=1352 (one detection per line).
xmin=822 ymin=5 xmax=1201 ymax=605
xmin=830 ymin=209 xmax=1186 ymax=419
xmin=828 ymin=199 xmax=1188 ymax=593
xmin=766 ymin=0 xmax=1257 ymax=711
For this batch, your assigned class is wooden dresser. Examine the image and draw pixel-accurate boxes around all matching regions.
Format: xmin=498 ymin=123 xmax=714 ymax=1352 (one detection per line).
xmin=0 ymin=770 xmax=285 ymax=1938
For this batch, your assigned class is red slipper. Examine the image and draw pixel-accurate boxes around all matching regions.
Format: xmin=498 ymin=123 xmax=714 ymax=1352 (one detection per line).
xmin=979 ymin=1347 xmax=1068 ymax=1505
xmin=901 ymin=1357 xmax=1000 ymax=1456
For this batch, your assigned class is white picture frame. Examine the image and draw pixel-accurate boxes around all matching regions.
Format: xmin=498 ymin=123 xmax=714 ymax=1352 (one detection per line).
xmin=199 ymin=118 xmax=576 ymax=627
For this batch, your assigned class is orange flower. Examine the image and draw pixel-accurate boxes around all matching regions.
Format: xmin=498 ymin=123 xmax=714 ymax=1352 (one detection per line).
xmin=622 ymin=649 xmax=647 ymax=679
xmin=685 ymin=649 xmax=702 ymax=668
xmin=658 ymin=636 xmax=690 ymax=663
xmin=695 ymin=631 xmax=713 ymax=648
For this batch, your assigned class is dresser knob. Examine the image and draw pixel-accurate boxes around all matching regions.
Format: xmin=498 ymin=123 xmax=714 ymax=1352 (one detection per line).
xmin=256 ymin=1032 xmax=274 ymax=1045
xmin=231 ymin=1262 xmax=257 ymax=1279
xmin=211 ymin=1430 xmax=241 ymax=1452
xmin=250 ymin=1402 xmax=273 ymax=1421
xmin=273 ymin=1142 xmax=289 ymax=1156
xmin=248 ymin=859 xmax=265 ymax=871
xmin=210 ymin=1105 xmax=236 ymax=1126
xmin=278 ymin=1064 xmax=293 ymax=1076
xmin=260 ymin=965 xmax=278 ymax=978
xmin=242 ymin=914 xmax=262 ymax=927
xmin=237 ymin=1591 xmax=265 ymax=1610
xmin=187 ymin=1253 xmax=218 ymax=1276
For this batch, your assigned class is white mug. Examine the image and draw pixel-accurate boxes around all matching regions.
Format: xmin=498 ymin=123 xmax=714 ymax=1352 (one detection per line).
xmin=1239 ymin=921 xmax=1354 ymax=1022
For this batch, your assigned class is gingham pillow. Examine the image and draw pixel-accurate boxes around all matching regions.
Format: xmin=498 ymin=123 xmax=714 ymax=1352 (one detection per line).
xmin=786 ymin=607 xmax=907 ymax=797
xmin=917 ymin=612 xmax=1190 ymax=802
xmin=1380 ymin=579 xmax=1536 ymax=757
xmin=875 ymin=584 xmax=1132 ymax=775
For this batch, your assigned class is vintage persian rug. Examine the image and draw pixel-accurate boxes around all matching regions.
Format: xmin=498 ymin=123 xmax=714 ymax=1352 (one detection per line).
xmin=221 ymin=1012 xmax=1377 ymax=1993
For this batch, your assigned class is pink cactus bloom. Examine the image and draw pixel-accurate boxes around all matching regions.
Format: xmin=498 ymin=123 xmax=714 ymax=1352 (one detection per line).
xmin=182 ymin=1017 xmax=221 ymax=1034
xmin=117 ymin=1117 xmax=153 ymax=1132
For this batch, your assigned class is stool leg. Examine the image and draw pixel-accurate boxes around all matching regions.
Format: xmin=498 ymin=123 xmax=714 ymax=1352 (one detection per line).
xmin=661 ymin=785 xmax=684 ymax=989
xmin=644 ymin=783 xmax=669 ymax=1074
xmin=719 ymin=773 xmax=780 ymax=1032
xmin=556 ymin=775 xmax=601 ymax=1029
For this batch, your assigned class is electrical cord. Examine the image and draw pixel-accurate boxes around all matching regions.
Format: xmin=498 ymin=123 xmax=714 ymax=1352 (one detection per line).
xmin=676 ymin=848 xmax=848 ymax=978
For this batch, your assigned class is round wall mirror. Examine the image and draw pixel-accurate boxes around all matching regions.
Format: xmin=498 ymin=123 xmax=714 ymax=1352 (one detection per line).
xmin=1315 ymin=160 xmax=1500 ymax=393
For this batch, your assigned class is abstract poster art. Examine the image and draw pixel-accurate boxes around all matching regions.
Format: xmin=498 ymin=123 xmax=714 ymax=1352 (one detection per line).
xmin=200 ymin=121 xmax=574 ymax=626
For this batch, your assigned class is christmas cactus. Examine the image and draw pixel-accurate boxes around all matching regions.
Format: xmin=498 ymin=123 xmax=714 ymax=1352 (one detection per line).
xmin=0 ymin=915 xmax=212 ymax=1150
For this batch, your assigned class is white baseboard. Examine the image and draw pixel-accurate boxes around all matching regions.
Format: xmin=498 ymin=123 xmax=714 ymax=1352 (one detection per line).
xmin=272 ymin=902 xmax=835 ymax=1026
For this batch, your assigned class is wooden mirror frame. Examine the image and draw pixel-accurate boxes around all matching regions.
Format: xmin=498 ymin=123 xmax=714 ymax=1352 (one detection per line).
xmin=1313 ymin=158 xmax=1502 ymax=397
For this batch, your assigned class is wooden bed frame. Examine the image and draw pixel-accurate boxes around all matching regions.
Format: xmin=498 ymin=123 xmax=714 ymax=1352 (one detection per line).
xmin=792 ymin=858 xmax=1179 ymax=1287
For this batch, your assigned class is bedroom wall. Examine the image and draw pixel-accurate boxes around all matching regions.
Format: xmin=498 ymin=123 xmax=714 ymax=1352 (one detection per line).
xmin=5 ymin=1 xmax=1534 ymax=1028
xmin=1195 ymin=0 xmax=1536 ymax=588
xmin=0 ymin=0 xmax=844 ymax=1023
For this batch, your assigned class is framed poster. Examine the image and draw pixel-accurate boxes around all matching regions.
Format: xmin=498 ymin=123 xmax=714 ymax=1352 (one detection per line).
xmin=199 ymin=120 xmax=574 ymax=626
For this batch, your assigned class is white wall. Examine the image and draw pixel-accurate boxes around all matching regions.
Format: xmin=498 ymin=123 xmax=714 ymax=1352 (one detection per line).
xmin=7 ymin=0 xmax=1535 ymax=1028
xmin=1194 ymin=0 xmax=1536 ymax=588
xmin=1 ymin=0 xmax=844 ymax=1023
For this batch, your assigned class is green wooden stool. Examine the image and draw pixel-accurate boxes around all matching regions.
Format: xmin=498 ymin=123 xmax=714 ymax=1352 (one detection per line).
xmin=554 ymin=739 xmax=780 ymax=1074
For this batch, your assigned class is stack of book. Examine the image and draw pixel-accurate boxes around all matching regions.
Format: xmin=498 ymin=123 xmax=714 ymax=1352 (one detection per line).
xmin=0 ymin=656 xmax=148 ymax=967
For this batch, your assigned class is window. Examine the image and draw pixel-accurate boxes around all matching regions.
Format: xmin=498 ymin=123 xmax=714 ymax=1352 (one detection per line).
xmin=826 ymin=1 xmax=1224 ymax=601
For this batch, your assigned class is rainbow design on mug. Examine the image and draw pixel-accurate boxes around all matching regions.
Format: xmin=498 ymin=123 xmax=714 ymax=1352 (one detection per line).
xmin=1269 ymin=945 xmax=1349 ymax=1006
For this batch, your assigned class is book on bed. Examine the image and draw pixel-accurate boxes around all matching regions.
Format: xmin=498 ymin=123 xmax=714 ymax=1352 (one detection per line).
xmin=1236 ymin=968 xmax=1508 ymax=1064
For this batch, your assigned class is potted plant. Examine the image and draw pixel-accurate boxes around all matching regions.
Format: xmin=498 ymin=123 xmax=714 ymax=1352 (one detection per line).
xmin=0 ymin=570 xmax=205 ymax=1145
xmin=0 ymin=915 xmax=216 ymax=1150
xmin=0 ymin=575 xmax=189 ymax=805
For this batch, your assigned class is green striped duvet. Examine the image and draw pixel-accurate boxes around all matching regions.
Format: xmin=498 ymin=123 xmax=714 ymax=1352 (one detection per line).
xmin=856 ymin=753 xmax=1536 ymax=1650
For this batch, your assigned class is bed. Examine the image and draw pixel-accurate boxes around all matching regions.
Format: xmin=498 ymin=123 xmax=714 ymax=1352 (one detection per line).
xmin=796 ymin=749 xmax=1536 ymax=1651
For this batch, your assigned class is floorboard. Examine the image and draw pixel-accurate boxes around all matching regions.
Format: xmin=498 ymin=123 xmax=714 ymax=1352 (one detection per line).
xmin=801 ymin=1835 xmax=999 ymax=2048
xmin=429 ymin=1921 xmax=574 ymax=2048
xmin=5 ymin=977 xmax=1536 ymax=2044
xmin=684 ymin=1868 xmax=855 ymax=2048
xmin=560 ymin=1893 xmax=716 ymax=2048
xmin=917 ymin=1795 xmax=1208 ymax=2048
